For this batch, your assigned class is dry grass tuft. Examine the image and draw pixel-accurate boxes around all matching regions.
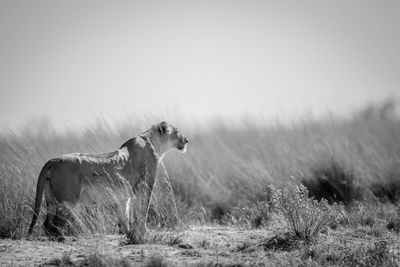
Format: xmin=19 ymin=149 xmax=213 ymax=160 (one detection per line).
xmin=270 ymin=184 xmax=337 ymax=244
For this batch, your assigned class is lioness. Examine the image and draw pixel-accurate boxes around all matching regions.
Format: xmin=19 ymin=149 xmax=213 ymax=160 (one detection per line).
xmin=27 ymin=121 xmax=188 ymax=239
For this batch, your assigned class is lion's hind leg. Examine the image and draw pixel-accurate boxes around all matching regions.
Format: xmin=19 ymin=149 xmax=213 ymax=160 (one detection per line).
xmin=43 ymin=203 xmax=66 ymax=241
xmin=43 ymin=181 xmax=66 ymax=241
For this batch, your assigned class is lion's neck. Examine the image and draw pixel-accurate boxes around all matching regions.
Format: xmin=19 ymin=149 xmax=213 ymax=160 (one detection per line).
xmin=141 ymin=132 xmax=170 ymax=160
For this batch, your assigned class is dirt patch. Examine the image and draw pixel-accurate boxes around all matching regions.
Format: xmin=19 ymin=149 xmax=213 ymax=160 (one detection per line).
xmin=2 ymin=225 xmax=399 ymax=266
xmin=0 ymin=226 xmax=270 ymax=266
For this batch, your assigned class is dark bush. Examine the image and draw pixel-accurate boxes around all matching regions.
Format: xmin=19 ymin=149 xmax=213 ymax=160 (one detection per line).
xmin=370 ymin=167 xmax=400 ymax=203
xmin=303 ymin=159 xmax=360 ymax=205
xmin=386 ymin=217 xmax=400 ymax=233
xmin=209 ymin=201 xmax=232 ymax=224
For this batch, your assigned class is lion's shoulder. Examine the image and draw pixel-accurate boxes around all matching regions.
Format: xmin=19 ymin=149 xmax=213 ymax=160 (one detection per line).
xmin=120 ymin=136 xmax=147 ymax=150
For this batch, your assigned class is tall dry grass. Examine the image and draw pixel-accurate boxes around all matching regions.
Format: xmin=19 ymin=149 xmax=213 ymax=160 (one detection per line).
xmin=0 ymin=102 xmax=399 ymax=238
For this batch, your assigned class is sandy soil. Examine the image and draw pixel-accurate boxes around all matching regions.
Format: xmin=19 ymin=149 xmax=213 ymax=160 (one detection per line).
xmin=2 ymin=225 xmax=399 ymax=266
xmin=0 ymin=226 xmax=273 ymax=267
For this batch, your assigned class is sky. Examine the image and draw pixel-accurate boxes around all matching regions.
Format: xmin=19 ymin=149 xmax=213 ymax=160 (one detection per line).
xmin=0 ymin=0 xmax=399 ymax=130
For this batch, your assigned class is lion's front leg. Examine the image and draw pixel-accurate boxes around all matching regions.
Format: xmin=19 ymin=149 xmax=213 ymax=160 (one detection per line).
xmin=117 ymin=200 xmax=129 ymax=234
xmin=127 ymin=172 xmax=155 ymax=233
xmin=144 ymin=175 xmax=156 ymax=230
xmin=137 ymin=181 xmax=154 ymax=229
xmin=124 ymin=193 xmax=147 ymax=243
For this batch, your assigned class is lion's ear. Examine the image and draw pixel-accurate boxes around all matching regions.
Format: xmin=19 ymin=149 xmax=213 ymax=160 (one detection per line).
xmin=158 ymin=121 xmax=170 ymax=135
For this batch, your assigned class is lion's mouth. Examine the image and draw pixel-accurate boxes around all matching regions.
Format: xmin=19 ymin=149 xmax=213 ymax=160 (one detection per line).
xmin=177 ymin=144 xmax=187 ymax=152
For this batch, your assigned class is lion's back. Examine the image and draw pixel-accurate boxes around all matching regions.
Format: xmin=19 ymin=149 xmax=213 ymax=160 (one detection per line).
xmin=45 ymin=148 xmax=129 ymax=180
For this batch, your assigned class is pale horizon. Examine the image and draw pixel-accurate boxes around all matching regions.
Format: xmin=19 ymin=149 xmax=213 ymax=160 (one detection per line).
xmin=1 ymin=1 xmax=399 ymax=131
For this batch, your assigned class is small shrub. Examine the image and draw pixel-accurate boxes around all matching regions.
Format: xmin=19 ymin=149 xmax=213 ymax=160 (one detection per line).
xmin=270 ymin=184 xmax=336 ymax=243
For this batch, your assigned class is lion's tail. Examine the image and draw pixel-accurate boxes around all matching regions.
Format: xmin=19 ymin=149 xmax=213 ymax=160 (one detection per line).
xmin=27 ymin=161 xmax=52 ymax=237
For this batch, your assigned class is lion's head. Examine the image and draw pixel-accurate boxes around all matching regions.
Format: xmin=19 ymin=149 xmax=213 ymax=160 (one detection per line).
xmin=153 ymin=121 xmax=189 ymax=153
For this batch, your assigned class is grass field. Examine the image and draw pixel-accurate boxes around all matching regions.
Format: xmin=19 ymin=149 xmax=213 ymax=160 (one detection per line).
xmin=1 ymin=102 xmax=400 ymax=266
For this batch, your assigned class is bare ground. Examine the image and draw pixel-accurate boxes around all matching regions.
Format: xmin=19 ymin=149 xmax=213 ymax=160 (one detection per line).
xmin=1 ymin=225 xmax=400 ymax=266
xmin=0 ymin=226 xmax=272 ymax=267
